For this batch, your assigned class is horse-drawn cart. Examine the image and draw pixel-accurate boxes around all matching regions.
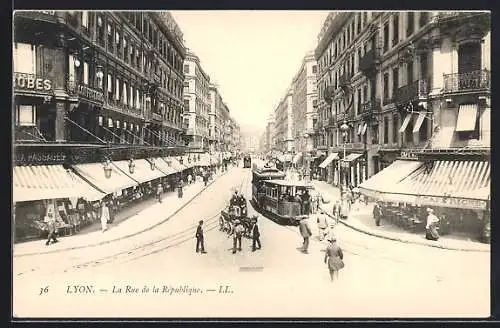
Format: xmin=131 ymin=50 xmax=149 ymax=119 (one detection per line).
xmin=219 ymin=205 xmax=256 ymax=238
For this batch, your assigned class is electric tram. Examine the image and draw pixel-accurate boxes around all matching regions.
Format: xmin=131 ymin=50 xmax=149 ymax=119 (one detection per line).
xmin=243 ymin=154 xmax=252 ymax=168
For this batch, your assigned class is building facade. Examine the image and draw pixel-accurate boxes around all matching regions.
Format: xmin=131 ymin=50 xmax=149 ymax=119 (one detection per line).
xmin=14 ymin=11 xmax=186 ymax=149
xmin=314 ymin=11 xmax=490 ymax=188
xmin=291 ymin=50 xmax=318 ymax=173
xmin=264 ymin=112 xmax=276 ymax=153
xmin=183 ymin=49 xmax=210 ymax=152
xmin=273 ymin=88 xmax=294 ymax=153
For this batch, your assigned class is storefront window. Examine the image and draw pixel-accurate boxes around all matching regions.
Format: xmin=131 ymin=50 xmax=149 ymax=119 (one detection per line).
xmin=16 ymin=105 xmax=36 ymax=126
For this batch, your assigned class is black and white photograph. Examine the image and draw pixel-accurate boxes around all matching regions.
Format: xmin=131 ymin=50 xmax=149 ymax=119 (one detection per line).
xmin=12 ymin=10 xmax=491 ymax=318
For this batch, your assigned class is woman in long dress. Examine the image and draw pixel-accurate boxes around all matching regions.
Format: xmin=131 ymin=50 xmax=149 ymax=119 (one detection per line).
xmin=425 ymin=208 xmax=440 ymax=241
xmin=100 ymin=201 xmax=110 ymax=233
xmin=324 ymin=236 xmax=344 ymax=282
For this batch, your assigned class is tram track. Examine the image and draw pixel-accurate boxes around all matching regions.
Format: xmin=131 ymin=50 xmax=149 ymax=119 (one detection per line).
xmin=59 ymin=166 xmax=254 ymax=273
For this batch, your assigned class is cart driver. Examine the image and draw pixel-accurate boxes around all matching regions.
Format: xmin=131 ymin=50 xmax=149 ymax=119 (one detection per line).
xmin=230 ymin=190 xmax=240 ymax=207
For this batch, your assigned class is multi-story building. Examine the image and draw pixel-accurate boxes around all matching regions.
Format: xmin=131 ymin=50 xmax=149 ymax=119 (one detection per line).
xmin=315 ymin=11 xmax=490 ymax=241
xmin=227 ymin=116 xmax=241 ymax=153
xmin=264 ymin=112 xmax=276 ymax=153
xmin=273 ymin=87 xmax=294 ymax=154
xmin=241 ymin=134 xmax=259 ymax=153
xmin=209 ymin=83 xmax=234 ymax=154
xmin=183 ymin=49 xmax=211 ymax=152
xmin=315 ymin=11 xmax=490 ymax=188
xmin=13 ymin=11 xmax=186 ymax=148
xmin=291 ymin=50 xmax=318 ymax=174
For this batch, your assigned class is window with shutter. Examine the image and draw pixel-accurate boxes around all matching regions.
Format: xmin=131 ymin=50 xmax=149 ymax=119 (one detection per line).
xmin=458 ymin=43 xmax=481 ymax=74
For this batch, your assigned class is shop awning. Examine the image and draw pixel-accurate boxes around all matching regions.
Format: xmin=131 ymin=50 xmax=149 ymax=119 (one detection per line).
xmin=166 ymin=157 xmax=187 ymax=172
xmin=13 ymin=165 xmax=106 ymax=203
xmin=412 ymin=112 xmax=426 ymax=133
xmin=292 ymin=152 xmax=303 ymax=164
xmin=359 ymin=159 xmax=490 ymax=210
xmin=319 ymin=152 xmax=339 ymax=168
xmin=399 ymin=114 xmax=412 ymax=133
xmin=154 ymin=157 xmax=177 ymax=176
xmin=397 ymin=160 xmax=490 ymax=209
xmin=113 ymin=159 xmax=166 ymax=184
xmin=358 ymin=160 xmax=424 ymax=202
xmin=342 ymin=153 xmax=363 ymax=162
xmin=72 ymin=162 xmax=139 ymax=195
xmin=456 ymin=104 xmax=478 ymax=132
xmin=431 ymin=127 xmax=455 ymax=149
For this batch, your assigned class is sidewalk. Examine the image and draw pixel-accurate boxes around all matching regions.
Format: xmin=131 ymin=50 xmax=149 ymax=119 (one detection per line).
xmin=14 ymin=169 xmax=230 ymax=257
xmin=311 ymin=180 xmax=490 ymax=252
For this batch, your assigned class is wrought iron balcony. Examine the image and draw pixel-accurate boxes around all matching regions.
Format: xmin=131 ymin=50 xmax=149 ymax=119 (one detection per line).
xmin=443 ymin=69 xmax=490 ymax=93
xmin=395 ymin=79 xmax=429 ymax=106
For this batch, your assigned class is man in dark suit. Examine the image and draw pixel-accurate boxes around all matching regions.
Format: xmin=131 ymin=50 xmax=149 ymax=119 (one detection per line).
xmin=251 ymin=217 xmax=261 ymax=252
xmin=299 ymin=216 xmax=312 ymax=253
xmin=195 ymin=220 xmax=207 ymax=254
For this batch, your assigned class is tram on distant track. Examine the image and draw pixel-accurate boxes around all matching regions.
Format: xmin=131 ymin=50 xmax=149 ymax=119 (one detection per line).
xmin=243 ymin=154 xmax=252 ymax=168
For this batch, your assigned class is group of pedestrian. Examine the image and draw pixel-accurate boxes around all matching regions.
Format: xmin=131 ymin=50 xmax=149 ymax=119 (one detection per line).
xmin=195 ymin=216 xmax=262 ymax=255
xmin=298 ymin=211 xmax=344 ymax=282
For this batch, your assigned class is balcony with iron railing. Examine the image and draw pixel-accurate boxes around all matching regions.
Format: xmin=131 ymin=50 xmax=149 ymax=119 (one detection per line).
xmin=443 ymin=69 xmax=490 ymax=94
xmin=395 ymin=79 xmax=429 ymax=106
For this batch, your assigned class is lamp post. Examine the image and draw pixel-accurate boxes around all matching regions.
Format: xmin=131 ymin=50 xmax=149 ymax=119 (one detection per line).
xmin=340 ymin=121 xmax=349 ymax=191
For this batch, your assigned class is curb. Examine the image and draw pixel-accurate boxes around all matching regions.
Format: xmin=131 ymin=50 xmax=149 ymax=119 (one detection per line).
xmin=318 ymin=206 xmax=489 ymax=253
xmin=14 ymin=169 xmax=233 ymax=257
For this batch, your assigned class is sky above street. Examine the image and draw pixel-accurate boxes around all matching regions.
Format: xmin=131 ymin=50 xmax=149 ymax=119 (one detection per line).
xmin=170 ymin=10 xmax=330 ymax=133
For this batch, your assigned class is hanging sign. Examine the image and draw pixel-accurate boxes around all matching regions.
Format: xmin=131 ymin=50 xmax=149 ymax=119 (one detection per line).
xmin=14 ymin=72 xmax=52 ymax=92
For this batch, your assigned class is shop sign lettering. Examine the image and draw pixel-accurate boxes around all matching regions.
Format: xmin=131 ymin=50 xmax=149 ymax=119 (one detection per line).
xmin=400 ymin=151 xmax=418 ymax=160
xmin=14 ymin=73 xmax=52 ymax=92
xmin=419 ymin=195 xmax=487 ymax=210
xmin=73 ymin=83 xmax=104 ymax=103
xmin=16 ymin=152 xmax=66 ymax=164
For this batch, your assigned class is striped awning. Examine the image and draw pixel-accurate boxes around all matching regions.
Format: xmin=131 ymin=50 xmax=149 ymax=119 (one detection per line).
xmin=72 ymin=162 xmax=139 ymax=195
xmin=319 ymin=153 xmax=339 ymax=169
xmin=396 ymin=160 xmax=490 ymax=209
xmin=399 ymin=114 xmax=412 ymax=133
xmin=456 ymin=104 xmax=478 ymax=132
xmin=166 ymin=157 xmax=187 ymax=172
xmin=358 ymin=160 xmax=424 ymax=202
xmin=113 ymin=159 xmax=165 ymax=184
xmin=13 ymin=165 xmax=106 ymax=203
xmin=156 ymin=158 xmax=178 ymax=175
xmin=342 ymin=153 xmax=363 ymax=162
xmin=359 ymin=160 xmax=490 ymax=209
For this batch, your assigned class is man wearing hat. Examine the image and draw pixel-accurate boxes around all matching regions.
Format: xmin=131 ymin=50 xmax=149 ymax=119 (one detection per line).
xmin=229 ymin=219 xmax=245 ymax=254
xmin=299 ymin=216 xmax=313 ymax=254
xmin=44 ymin=211 xmax=58 ymax=246
xmin=425 ymin=208 xmax=440 ymax=241
xmin=251 ymin=216 xmax=261 ymax=252
xmin=195 ymin=220 xmax=207 ymax=254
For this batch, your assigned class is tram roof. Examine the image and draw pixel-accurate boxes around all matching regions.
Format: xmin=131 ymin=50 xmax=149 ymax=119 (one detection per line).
xmin=263 ymin=179 xmax=313 ymax=188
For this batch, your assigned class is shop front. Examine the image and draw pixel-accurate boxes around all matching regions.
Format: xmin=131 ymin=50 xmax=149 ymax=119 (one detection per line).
xmin=339 ymin=152 xmax=365 ymax=188
xmin=13 ymin=164 xmax=106 ymax=242
xmin=358 ymin=157 xmax=491 ymax=243
xmin=318 ymin=152 xmax=338 ymax=184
